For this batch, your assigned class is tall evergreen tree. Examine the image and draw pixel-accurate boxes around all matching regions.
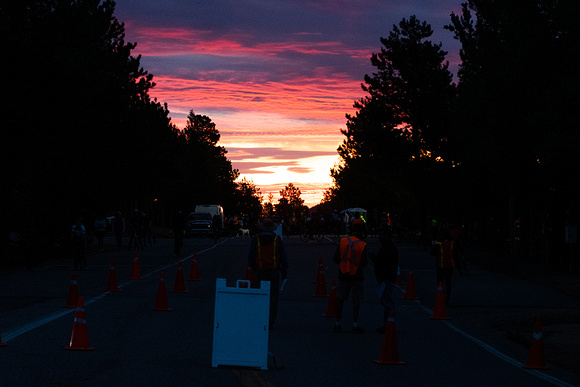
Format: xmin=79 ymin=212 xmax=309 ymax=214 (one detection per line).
xmin=331 ymin=16 xmax=455 ymax=221
xmin=446 ymin=0 xmax=580 ymax=261
xmin=1 ymin=1 xmax=182 ymax=249
xmin=182 ymin=111 xmax=239 ymax=208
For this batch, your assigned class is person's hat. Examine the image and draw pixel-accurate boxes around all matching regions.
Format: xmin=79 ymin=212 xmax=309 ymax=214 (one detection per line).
xmin=258 ymin=217 xmax=277 ymax=232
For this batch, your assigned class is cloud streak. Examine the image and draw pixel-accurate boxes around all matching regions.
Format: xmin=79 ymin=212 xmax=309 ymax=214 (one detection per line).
xmin=114 ymin=0 xmax=462 ymax=206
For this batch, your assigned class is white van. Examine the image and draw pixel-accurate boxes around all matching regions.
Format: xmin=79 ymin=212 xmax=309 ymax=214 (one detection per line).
xmin=195 ymin=204 xmax=224 ymax=228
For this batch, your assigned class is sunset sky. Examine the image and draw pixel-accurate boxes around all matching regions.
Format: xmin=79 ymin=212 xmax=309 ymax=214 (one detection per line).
xmin=113 ymin=0 xmax=462 ymax=207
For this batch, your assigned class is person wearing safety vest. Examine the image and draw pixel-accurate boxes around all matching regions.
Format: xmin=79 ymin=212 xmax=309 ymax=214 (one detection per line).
xmin=247 ymin=217 xmax=289 ymax=329
xmin=431 ymin=230 xmax=456 ymax=305
xmin=332 ymin=222 xmax=368 ymax=333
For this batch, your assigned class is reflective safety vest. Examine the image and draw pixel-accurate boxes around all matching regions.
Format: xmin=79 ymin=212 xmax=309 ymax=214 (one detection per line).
xmin=339 ymin=236 xmax=366 ymax=275
xmin=256 ymin=235 xmax=281 ymax=269
xmin=434 ymin=240 xmax=454 ymax=268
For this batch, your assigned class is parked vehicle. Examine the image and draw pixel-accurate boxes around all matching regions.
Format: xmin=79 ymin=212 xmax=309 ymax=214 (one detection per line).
xmin=186 ymin=212 xmax=213 ymax=237
xmin=195 ymin=204 xmax=224 ymax=228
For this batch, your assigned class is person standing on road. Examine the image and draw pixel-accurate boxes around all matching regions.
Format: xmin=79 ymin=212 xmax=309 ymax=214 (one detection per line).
xmin=127 ymin=209 xmax=143 ymax=251
xmin=173 ymin=211 xmax=186 ymax=257
xmin=247 ymin=217 xmax=289 ymax=330
xmin=449 ymin=224 xmax=467 ymax=274
xmin=71 ymin=218 xmax=87 ymax=270
xmin=112 ymin=211 xmax=125 ymax=250
xmin=431 ymin=230 xmax=456 ymax=304
xmin=332 ymin=210 xmax=341 ymax=237
xmin=94 ymin=213 xmax=107 ymax=252
xmin=371 ymin=227 xmax=399 ymax=332
xmin=333 ymin=223 xmax=368 ymax=333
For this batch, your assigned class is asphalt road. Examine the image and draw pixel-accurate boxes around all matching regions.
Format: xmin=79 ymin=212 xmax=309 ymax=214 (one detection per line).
xmin=1 ymin=234 xmax=579 ymax=386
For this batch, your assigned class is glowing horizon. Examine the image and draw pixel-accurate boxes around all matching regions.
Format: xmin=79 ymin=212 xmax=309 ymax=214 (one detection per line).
xmin=114 ymin=0 xmax=462 ymax=207
xmin=144 ymin=74 xmax=357 ymax=207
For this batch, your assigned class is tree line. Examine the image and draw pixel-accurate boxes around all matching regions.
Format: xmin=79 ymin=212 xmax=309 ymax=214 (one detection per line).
xmin=324 ymin=1 xmax=580 ymax=268
xmin=2 ymin=0 xmax=578 ymax=271
xmin=0 ymin=0 xmax=262 ymax=263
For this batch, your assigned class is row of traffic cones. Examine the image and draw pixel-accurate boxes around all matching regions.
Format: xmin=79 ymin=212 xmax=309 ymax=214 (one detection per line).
xmin=399 ymin=268 xmax=446 ymax=319
xmin=58 ymin=252 xmax=203 ymax=350
xmin=64 ymin=272 xmax=173 ymax=351
xmin=129 ymin=252 xmax=201 ymax=282
xmin=66 ymin=253 xmax=201 ymax=301
xmin=60 ymin=260 xmax=200 ymax=350
xmin=316 ymin=267 xmax=448 ymax=321
xmin=129 ymin=252 xmax=202 ymax=283
xmin=371 ymin=268 xmax=548 ymax=369
xmin=312 ymin=256 xmax=548 ymax=370
xmin=65 ymin=254 xmax=202 ymax=306
xmin=371 ymin=311 xmax=548 ymax=369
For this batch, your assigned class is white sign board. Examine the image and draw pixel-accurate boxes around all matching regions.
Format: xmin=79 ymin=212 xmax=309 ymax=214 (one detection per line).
xmin=212 ymin=278 xmax=270 ymax=370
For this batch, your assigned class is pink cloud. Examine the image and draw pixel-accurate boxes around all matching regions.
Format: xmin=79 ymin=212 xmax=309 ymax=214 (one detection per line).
xmin=131 ymin=27 xmax=372 ymax=60
xmin=147 ymin=75 xmax=363 ymax=130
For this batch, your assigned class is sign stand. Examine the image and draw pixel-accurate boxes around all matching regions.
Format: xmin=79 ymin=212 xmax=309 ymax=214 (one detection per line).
xmin=212 ymin=278 xmax=270 ymax=370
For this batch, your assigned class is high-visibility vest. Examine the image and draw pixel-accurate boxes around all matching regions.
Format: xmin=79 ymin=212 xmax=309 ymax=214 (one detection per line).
xmin=339 ymin=236 xmax=366 ymax=275
xmin=435 ymin=240 xmax=454 ymax=268
xmin=256 ymin=235 xmax=280 ymax=269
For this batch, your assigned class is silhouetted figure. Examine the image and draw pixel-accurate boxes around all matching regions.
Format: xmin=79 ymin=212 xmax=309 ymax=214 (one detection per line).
xmin=94 ymin=214 xmax=107 ymax=252
xmin=142 ymin=212 xmax=156 ymax=247
xmin=431 ymin=230 xmax=456 ymax=304
xmin=371 ymin=227 xmax=398 ymax=332
xmin=71 ymin=218 xmax=87 ymax=270
xmin=247 ymin=217 xmax=289 ymax=329
xmin=173 ymin=211 xmax=186 ymax=257
xmin=450 ymin=224 xmax=467 ymax=274
xmin=112 ymin=211 xmax=125 ymax=250
xmin=127 ymin=209 xmax=143 ymax=250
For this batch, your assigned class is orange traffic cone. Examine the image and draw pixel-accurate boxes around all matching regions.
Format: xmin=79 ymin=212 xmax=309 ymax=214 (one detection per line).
xmin=374 ymin=312 xmax=404 ymax=365
xmin=402 ymin=269 xmax=416 ymax=300
xmin=430 ymin=282 xmax=449 ymax=320
xmin=65 ymin=272 xmax=79 ymax=308
xmin=524 ymin=317 xmax=548 ymax=369
xmin=153 ymin=274 xmax=171 ymax=311
xmin=173 ymin=262 xmax=187 ymax=293
xmin=313 ymin=257 xmax=328 ymax=297
xmin=395 ymin=266 xmax=402 ymax=285
xmin=188 ymin=254 xmax=200 ymax=281
xmin=106 ymin=260 xmax=120 ymax=292
xmin=65 ymin=297 xmax=94 ymax=351
xmin=323 ymin=280 xmax=337 ymax=317
xmin=130 ymin=252 xmax=142 ymax=280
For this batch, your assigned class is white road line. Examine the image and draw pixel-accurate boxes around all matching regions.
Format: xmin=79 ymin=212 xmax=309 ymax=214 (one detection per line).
xmin=2 ymin=241 xmax=226 ymax=342
xmin=402 ymin=288 xmax=574 ymax=387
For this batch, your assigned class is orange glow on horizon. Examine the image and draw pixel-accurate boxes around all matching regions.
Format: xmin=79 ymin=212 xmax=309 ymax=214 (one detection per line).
xmin=143 ymin=75 xmax=357 ymax=207
xmin=115 ymin=2 xmax=464 ymax=207
xmin=127 ymin=26 xmax=371 ymax=207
